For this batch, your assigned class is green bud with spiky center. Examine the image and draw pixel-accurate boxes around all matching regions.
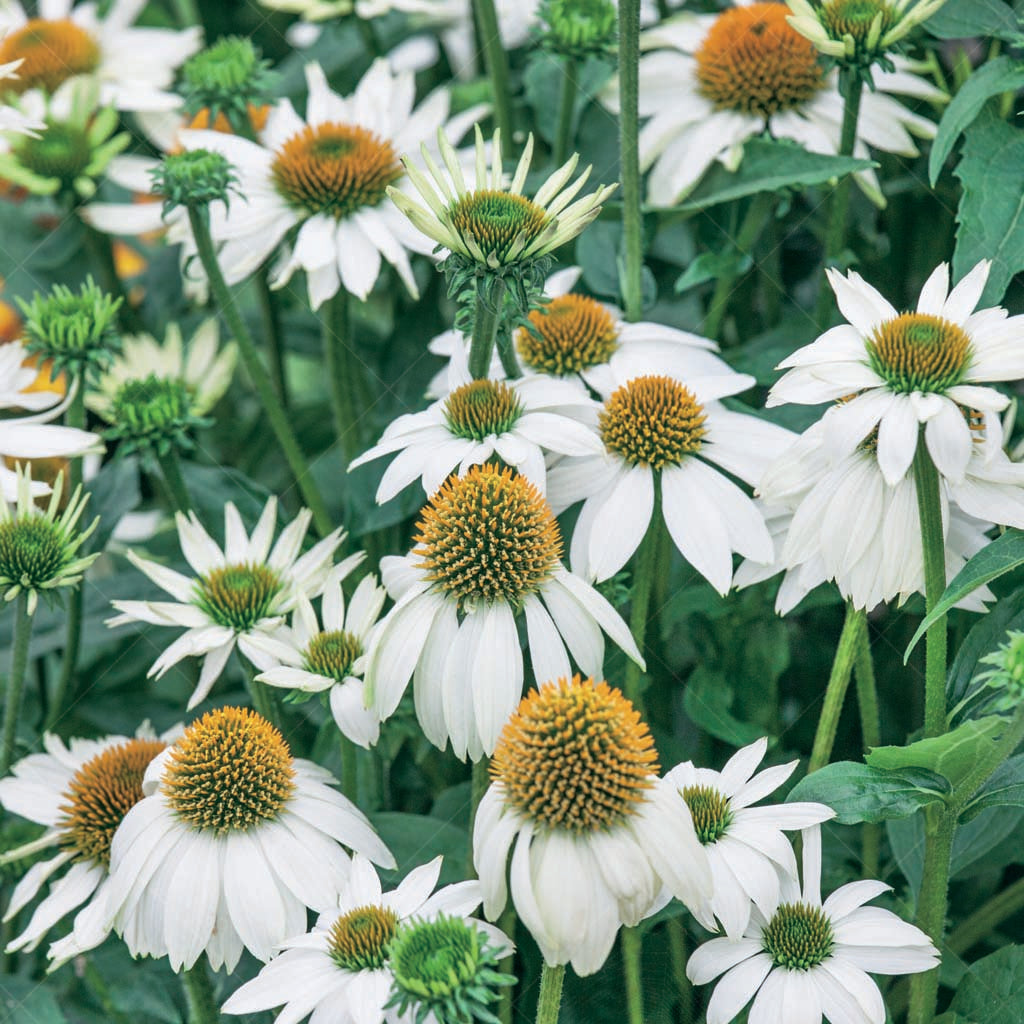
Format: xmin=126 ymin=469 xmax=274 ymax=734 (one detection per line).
xmin=970 ymin=630 xmax=1024 ymax=717
xmin=538 ymin=0 xmax=617 ymax=58
xmin=385 ymin=916 xmax=515 ymax=1024
xmin=152 ymin=150 xmax=239 ymax=216
xmin=180 ymin=37 xmax=278 ymax=137
xmin=18 ymin=277 xmax=121 ymax=376
xmin=105 ymin=374 xmax=210 ymax=456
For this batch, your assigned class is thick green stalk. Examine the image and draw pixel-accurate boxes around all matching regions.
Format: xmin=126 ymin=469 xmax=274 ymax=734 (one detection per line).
xmin=617 ymin=0 xmax=644 ymax=322
xmin=667 ymin=917 xmax=694 ymax=1024
xmin=324 ymin=288 xmax=362 ymax=461
xmin=808 ymin=603 xmax=866 ymax=774
xmin=703 ymin=192 xmax=774 ymax=342
xmin=498 ymin=905 xmax=517 ymax=1024
xmin=155 ymin=448 xmax=193 ymax=514
xmin=496 ymin=328 xmax=523 ymax=379
xmin=340 ymin=734 xmax=358 ymax=804
xmin=624 ymin=479 xmax=662 ymax=707
xmin=913 ymin=436 xmax=948 ymax=739
xmin=469 ymin=757 xmax=491 ymax=873
xmin=187 ymin=206 xmax=333 ymax=537
xmin=814 ymin=73 xmax=864 ymax=328
xmin=853 ymin=619 xmax=881 ymax=877
xmin=621 ymin=927 xmax=644 ymax=1024
xmin=535 ymin=963 xmax=565 ymax=1024
xmin=468 ymin=280 xmax=507 ymax=379
xmin=473 ymin=0 xmax=514 ymax=153
xmin=180 ymin=963 xmax=219 ymax=1024
xmin=554 ymin=59 xmax=578 ymax=167
xmin=257 ymin=273 xmax=289 ymax=409
xmin=1 ymin=594 xmax=32 ymax=775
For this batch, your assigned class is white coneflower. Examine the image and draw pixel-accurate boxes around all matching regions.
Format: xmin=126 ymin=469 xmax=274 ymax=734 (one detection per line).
xmin=474 ymin=675 xmax=713 ymax=975
xmin=0 ymin=43 xmax=44 ymax=135
xmin=104 ymin=707 xmax=395 ymax=972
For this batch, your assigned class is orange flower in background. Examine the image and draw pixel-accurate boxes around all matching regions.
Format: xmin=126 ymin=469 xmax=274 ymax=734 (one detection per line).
xmin=0 ymin=293 xmax=66 ymax=398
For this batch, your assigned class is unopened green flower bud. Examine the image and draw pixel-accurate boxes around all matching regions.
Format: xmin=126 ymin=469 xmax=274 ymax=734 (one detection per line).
xmin=105 ymin=375 xmax=209 ymax=456
xmin=151 ymin=150 xmax=238 ymax=215
xmin=538 ymin=0 xmax=617 ymax=59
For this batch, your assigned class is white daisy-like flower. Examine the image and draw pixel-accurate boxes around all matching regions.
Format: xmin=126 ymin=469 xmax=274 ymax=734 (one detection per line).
xmin=426 ymin=265 xmax=732 ymax=399
xmin=104 ymin=707 xmax=396 ymax=972
xmin=222 ymin=853 xmax=511 ymax=1023
xmin=601 ymin=1 xmax=944 ymax=206
xmin=390 ymin=125 xmax=616 ymax=270
xmin=547 ymin=372 xmax=795 ymax=593
xmin=0 ymin=724 xmax=178 ymax=970
xmin=365 ymin=463 xmax=644 ymax=761
xmin=0 ymin=49 xmax=44 ymax=135
xmin=350 ymin=349 xmax=602 ymax=501
xmin=256 ymin=567 xmax=386 ymax=749
xmin=769 ymin=260 xmax=1024 ymax=486
xmin=179 ymin=59 xmax=485 ymax=308
xmin=0 ymin=0 xmax=200 ymax=114
xmin=474 ymin=674 xmax=713 ymax=976
xmin=687 ymin=825 xmax=938 ymax=1024
xmin=736 ymin=415 xmax=1024 ymax=613
xmin=664 ymin=737 xmax=834 ymax=940
xmin=107 ymin=497 xmax=350 ymax=709
xmin=0 ymin=341 xmax=103 ymax=501
xmin=86 ymin=318 xmax=237 ymax=425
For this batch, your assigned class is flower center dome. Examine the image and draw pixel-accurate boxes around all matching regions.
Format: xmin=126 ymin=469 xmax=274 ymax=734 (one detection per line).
xmin=443 ymin=380 xmax=523 ymax=441
xmin=162 ymin=707 xmax=295 ymax=833
xmin=0 ymin=19 xmax=101 ymax=96
xmin=866 ymin=312 xmax=972 ymax=394
xmin=518 ymin=294 xmax=620 ymax=376
xmin=414 ymin=465 xmax=562 ymax=608
xmin=59 ymin=738 xmax=167 ymax=866
xmin=491 ymin=675 xmax=658 ymax=833
xmin=696 ymin=3 xmax=825 ymax=117
xmin=448 ymin=190 xmax=549 ymax=265
xmin=600 ymin=375 xmax=708 ymax=468
xmin=0 ymin=516 xmax=69 ymax=589
xmin=305 ymin=629 xmax=363 ymax=682
xmin=681 ymin=784 xmax=732 ymax=844
xmin=112 ymin=375 xmax=194 ymax=437
xmin=820 ymin=0 xmax=897 ymax=44
xmin=14 ymin=121 xmax=93 ymax=186
xmin=271 ymin=123 xmax=402 ymax=219
xmin=761 ymin=903 xmax=835 ymax=970
xmin=195 ymin=563 xmax=283 ymax=631
xmin=328 ymin=905 xmax=399 ymax=971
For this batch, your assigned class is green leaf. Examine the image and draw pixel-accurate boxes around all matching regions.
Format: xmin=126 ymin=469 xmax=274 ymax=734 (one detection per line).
xmin=0 ymin=978 xmax=68 ymax=1024
xmin=866 ymin=717 xmax=1006 ymax=788
xmin=962 ymin=753 xmax=1024 ymax=821
xmin=947 ymin=586 xmax=1024 ymax=709
xmin=905 ymin=530 xmax=1024 ymax=660
xmin=949 ymin=946 xmax=1024 ymax=1024
xmin=683 ymin=667 xmax=769 ymax=747
xmin=674 ymin=250 xmax=752 ymax=292
xmin=926 ymin=0 xmax=1020 ymax=42
xmin=370 ymin=812 xmax=468 ymax=889
xmin=675 ymin=138 xmax=874 ymax=212
xmin=786 ymin=761 xmax=950 ymax=824
xmin=930 ymin=57 xmax=1024 ymax=185
xmin=953 ymin=111 xmax=1024 ymax=307
xmin=86 ymin=455 xmax=142 ymax=553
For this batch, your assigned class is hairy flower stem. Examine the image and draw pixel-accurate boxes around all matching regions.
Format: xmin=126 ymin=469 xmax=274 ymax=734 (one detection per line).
xmin=473 ymin=0 xmax=514 ymax=153
xmin=257 ymin=273 xmax=289 ymax=410
xmin=554 ymin=59 xmax=578 ymax=167
xmin=187 ymin=207 xmax=333 ymax=537
xmin=181 ymin=962 xmax=219 ymax=1024
xmin=469 ymin=279 xmax=507 ymax=379
xmin=622 ymin=926 xmax=645 ymax=1024
xmin=340 ymin=733 xmax=358 ymax=804
xmin=617 ymin=0 xmax=644 ymax=321
xmin=913 ymin=437 xmax=948 ymax=739
xmin=624 ymin=479 xmax=662 ymax=708
xmin=496 ymin=328 xmax=523 ymax=378
xmin=808 ymin=603 xmax=866 ymax=774
xmin=498 ymin=905 xmax=517 ymax=1024
xmin=535 ymin=963 xmax=565 ymax=1024
xmin=814 ymin=74 xmax=863 ymax=329
xmin=1 ymin=594 xmax=32 ymax=775
xmin=324 ymin=288 xmax=361 ymax=462
xmin=853 ymin=622 xmax=882 ymax=876
xmin=469 ymin=756 xmax=490 ymax=873
xmin=155 ymin=447 xmax=193 ymax=514
xmin=667 ymin=917 xmax=694 ymax=1023
xmin=704 ymin=192 xmax=774 ymax=342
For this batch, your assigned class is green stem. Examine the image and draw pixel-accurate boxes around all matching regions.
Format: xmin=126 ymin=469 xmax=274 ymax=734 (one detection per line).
xmin=666 ymin=917 xmax=693 ymax=1024
xmin=78 ymin=217 xmax=147 ymax=335
xmin=808 ymin=603 xmax=866 ymax=774
xmin=187 ymin=206 xmax=333 ymax=537
xmin=257 ymin=273 xmax=289 ymax=410
xmin=155 ymin=448 xmax=193 ymax=514
xmin=1 ymin=594 xmax=32 ymax=775
xmin=621 ymin=927 xmax=644 ymax=1024
xmin=617 ymin=0 xmax=644 ymax=322
xmin=853 ymin=618 xmax=881 ymax=877
xmin=624 ymin=479 xmax=662 ymax=708
xmin=469 ymin=757 xmax=490 ymax=873
xmin=554 ymin=59 xmax=578 ymax=167
xmin=948 ymin=875 xmax=1024 ymax=956
xmin=340 ymin=733 xmax=358 ymax=804
xmin=468 ymin=280 xmax=506 ymax=379
xmin=496 ymin=327 xmax=522 ymax=379
xmin=535 ymin=963 xmax=565 ymax=1024
xmin=170 ymin=0 xmax=200 ymax=29
xmin=324 ymin=289 xmax=361 ymax=462
xmin=703 ymin=192 xmax=774 ymax=342
xmin=354 ymin=14 xmax=382 ymax=57
xmin=498 ymin=905 xmax=517 ymax=1024
xmin=913 ymin=435 xmax=948 ymax=739
xmin=244 ymin=658 xmax=282 ymax=731
xmin=814 ymin=73 xmax=864 ymax=329
xmin=472 ymin=0 xmax=514 ymax=153
xmin=180 ymin=962 xmax=219 ymax=1024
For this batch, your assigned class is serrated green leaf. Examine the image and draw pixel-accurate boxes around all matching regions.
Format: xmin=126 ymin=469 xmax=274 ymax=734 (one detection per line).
xmin=952 ymin=111 xmax=1024 ymax=307
xmin=906 ymin=530 xmax=1024 ymax=659
xmin=926 ymin=0 xmax=1019 ymax=42
xmin=786 ymin=761 xmax=950 ymax=824
xmin=930 ymin=57 xmax=1024 ymax=185
xmin=866 ymin=717 xmax=1006 ymax=788
xmin=674 ymin=138 xmax=874 ymax=212
xmin=962 ymin=754 xmax=1024 ymax=821
xmin=949 ymin=945 xmax=1024 ymax=1024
